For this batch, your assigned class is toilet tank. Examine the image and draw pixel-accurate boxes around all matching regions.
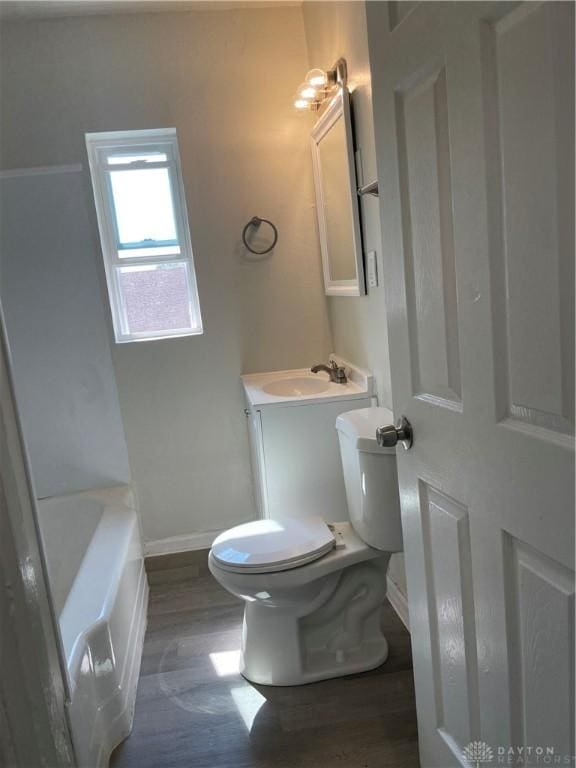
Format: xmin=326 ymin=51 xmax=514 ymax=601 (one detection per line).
xmin=336 ymin=407 xmax=403 ymax=552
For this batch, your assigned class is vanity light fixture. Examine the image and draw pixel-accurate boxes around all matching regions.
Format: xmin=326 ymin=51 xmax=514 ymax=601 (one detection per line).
xmin=306 ymin=68 xmax=331 ymax=88
xmin=293 ymin=58 xmax=347 ymax=111
xmin=294 ymin=82 xmax=319 ymax=111
xmin=297 ymin=82 xmax=318 ymax=100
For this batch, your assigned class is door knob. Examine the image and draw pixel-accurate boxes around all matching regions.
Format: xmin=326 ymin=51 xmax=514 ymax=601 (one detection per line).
xmin=376 ymin=415 xmax=413 ymax=450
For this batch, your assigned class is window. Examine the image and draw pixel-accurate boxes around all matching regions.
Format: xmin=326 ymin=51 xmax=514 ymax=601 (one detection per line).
xmin=86 ymin=128 xmax=203 ymax=342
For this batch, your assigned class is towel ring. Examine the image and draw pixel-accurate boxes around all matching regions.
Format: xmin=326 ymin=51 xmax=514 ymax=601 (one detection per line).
xmin=242 ymin=216 xmax=278 ymax=255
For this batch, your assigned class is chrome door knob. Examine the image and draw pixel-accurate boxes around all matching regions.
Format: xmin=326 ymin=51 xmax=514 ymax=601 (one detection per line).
xmin=376 ymin=415 xmax=413 ymax=450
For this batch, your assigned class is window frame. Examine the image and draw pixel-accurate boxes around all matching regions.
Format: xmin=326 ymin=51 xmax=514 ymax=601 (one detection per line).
xmin=86 ymin=128 xmax=203 ymax=343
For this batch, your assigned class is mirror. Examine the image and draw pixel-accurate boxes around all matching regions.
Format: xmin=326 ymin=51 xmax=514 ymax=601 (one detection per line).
xmin=311 ymin=87 xmax=365 ymax=296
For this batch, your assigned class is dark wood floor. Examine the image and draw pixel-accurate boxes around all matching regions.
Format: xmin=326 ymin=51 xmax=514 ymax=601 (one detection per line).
xmin=111 ymin=551 xmax=420 ymax=768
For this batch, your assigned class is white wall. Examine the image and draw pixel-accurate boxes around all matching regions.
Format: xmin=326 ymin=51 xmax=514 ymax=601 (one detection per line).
xmin=303 ymin=1 xmax=407 ymax=598
xmin=0 ymin=8 xmax=332 ymax=546
xmin=0 ymin=168 xmax=131 ymax=499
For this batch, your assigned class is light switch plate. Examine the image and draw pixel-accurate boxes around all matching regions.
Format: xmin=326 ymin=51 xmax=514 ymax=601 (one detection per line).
xmin=367 ymin=250 xmax=378 ymax=288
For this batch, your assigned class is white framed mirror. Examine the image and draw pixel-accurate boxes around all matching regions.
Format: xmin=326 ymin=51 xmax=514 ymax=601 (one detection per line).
xmin=311 ymin=87 xmax=365 ymax=297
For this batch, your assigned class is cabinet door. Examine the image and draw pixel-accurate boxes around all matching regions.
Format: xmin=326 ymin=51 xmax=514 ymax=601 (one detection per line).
xmin=259 ymin=399 xmax=371 ymax=523
xmin=245 ymin=408 xmax=267 ymax=519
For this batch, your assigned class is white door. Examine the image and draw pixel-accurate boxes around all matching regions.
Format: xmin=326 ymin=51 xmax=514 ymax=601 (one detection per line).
xmin=367 ymin=2 xmax=574 ymax=766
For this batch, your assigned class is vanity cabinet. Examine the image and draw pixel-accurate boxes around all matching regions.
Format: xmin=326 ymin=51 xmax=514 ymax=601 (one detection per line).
xmin=246 ymin=397 xmax=371 ymax=524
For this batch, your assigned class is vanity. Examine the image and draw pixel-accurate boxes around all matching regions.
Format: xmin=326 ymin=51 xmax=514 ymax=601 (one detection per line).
xmin=242 ymin=357 xmax=374 ymax=523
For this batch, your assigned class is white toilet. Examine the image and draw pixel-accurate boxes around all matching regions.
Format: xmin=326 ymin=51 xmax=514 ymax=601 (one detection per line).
xmin=208 ymin=406 xmax=403 ymax=686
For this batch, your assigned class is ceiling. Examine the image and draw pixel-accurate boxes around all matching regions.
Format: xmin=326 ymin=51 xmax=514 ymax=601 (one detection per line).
xmin=0 ymin=0 xmax=301 ymax=21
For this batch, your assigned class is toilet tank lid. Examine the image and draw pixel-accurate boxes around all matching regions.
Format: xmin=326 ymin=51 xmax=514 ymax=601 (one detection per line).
xmin=335 ymin=406 xmax=397 ymax=454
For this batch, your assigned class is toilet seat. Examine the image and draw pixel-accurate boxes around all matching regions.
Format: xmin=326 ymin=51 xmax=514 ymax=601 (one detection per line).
xmin=211 ymin=516 xmax=336 ymax=574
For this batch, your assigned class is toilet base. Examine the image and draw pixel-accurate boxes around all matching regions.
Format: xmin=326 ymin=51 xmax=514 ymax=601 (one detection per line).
xmin=240 ymin=557 xmax=390 ymax=686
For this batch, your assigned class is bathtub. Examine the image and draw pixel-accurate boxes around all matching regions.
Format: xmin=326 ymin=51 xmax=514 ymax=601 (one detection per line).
xmin=37 ymin=486 xmax=149 ymax=767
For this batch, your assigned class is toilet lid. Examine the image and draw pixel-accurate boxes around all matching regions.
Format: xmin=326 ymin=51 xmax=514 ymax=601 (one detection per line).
xmin=211 ymin=516 xmax=336 ymax=573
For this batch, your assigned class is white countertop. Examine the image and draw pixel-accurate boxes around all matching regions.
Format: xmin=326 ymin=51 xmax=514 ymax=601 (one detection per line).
xmin=241 ymin=356 xmax=374 ymax=409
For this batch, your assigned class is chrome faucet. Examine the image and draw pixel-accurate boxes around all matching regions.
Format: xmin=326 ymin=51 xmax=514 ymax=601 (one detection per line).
xmin=311 ymin=360 xmax=347 ymax=384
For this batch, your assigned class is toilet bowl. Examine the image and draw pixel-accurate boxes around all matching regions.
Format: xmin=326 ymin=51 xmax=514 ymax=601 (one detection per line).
xmin=208 ymin=406 xmax=403 ymax=686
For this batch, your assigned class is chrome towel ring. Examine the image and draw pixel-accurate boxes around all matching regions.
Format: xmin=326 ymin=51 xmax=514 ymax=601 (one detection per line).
xmin=242 ymin=216 xmax=278 ymax=255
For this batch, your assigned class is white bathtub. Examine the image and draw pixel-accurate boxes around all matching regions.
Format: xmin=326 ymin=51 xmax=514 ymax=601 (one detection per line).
xmin=37 ymin=486 xmax=149 ymax=767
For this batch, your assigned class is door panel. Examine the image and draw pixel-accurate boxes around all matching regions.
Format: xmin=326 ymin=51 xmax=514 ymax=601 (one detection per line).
xmin=367 ymin=2 xmax=575 ymax=765
xmin=396 ymin=65 xmax=462 ymax=409
xmin=421 ymin=483 xmax=480 ymax=754
xmin=484 ymin=2 xmax=575 ymax=439
xmin=503 ymin=535 xmax=575 ymax=758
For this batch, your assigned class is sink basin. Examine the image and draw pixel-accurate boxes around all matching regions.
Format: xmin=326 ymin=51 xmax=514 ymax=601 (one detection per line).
xmin=262 ymin=376 xmax=330 ymax=397
xmin=242 ymin=362 xmax=373 ymax=407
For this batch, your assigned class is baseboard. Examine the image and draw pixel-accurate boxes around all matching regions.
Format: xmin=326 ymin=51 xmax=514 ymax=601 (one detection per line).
xmin=386 ymin=574 xmax=410 ymax=632
xmin=144 ymin=529 xmax=227 ymax=557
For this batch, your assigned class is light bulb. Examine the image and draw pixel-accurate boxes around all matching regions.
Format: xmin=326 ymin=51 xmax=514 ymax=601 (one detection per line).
xmin=294 ymin=98 xmax=311 ymax=110
xmin=296 ymin=82 xmax=318 ymax=101
xmin=305 ymin=68 xmax=328 ymax=88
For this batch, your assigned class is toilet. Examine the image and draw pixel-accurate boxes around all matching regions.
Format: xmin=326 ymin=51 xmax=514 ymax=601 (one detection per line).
xmin=208 ymin=406 xmax=403 ymax=686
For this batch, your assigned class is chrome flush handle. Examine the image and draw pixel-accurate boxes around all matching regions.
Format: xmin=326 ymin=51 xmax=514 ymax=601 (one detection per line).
xmin=376 ymin=415 xmax=413 ymax=450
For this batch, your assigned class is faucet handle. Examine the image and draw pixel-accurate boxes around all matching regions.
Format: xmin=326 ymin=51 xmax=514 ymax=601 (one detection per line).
xmin=330 ymin=360 xmax=347 ymax=383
